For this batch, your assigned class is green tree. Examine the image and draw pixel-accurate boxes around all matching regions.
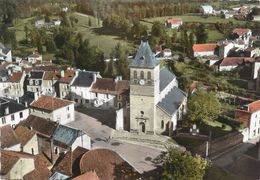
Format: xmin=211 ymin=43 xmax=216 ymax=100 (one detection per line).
xmin=114 ymin=43 xmax=129 ymax=80
xmin=163 ymin=148 xmax=208 ymax=180
xmin=24 ymin=25 xmax=29 ymax=43
xmin=194 ymin=24 xmax=208 ymax=43
xmin=188 ymin=90 xmax=220 ymax=123
xmin=151 ymin=21 xmax=165 ymax=38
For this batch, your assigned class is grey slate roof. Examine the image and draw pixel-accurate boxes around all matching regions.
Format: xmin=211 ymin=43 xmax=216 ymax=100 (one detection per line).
xmin=160 ymin=67 xmax=176 ymax=91
xmin=157 ymin=87 xmax=187 ymax=116
xmin=71 ymin=71 xmax=95 ymax=87
xmin=29 ymin=71 xmax=44 ymax=79
xmin=0 ymin=69 xmax=8 ymax=82
xmin=53 ymin=125 xmax=82 ymax=148
xmin=130 ymin=41 xmax=159 ymax=69
xmin=0 ymin=98 xmax=28 ymax=118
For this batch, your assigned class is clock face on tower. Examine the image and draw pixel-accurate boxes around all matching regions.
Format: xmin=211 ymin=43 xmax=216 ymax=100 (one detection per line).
xmin=139 ymin=79 xmax=145 ymax=85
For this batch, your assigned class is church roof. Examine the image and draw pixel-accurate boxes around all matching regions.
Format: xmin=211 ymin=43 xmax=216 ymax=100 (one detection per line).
xmin=157 ymin=87 xmax=187 ymax=116
xmin=129 ymin=41 xmax=159 ymax=69
xmin=159 ymin=67 xmax=176 ymax=91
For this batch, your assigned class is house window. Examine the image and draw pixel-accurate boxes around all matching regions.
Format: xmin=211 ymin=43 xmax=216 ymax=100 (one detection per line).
xmin=67 ymin=113 xmax=70 ymax=119
xmin=11 ymin=115 xmax=15 ymax=121
xmin=54 ymin=147 xmax=58 ymax=154
xmin=75 ymin=99 xmax=78 ymax=103
xmin=67 ymin=106 xmax=70 ymax=111
xmin=2 ymin=117 xmax=6 ymax=124
xmin=86 ymin=100 xmax=89 ymax=103
xmin=147 ymin=71 xmax=151 ymax=80
xmin=19 ymin=112 xmax=23 ymax=118
xmin=140 ymin=71 xmax=144 ymax=79
xmin=31 ymin=148 xmax=34 ymax=155
xmin=140 ymin=111 xmax=144 ymax=117
xmin=118 ymin=95 xmax=122 ymax=100
xmin=95 ymin=93 xmax=98 ymax=97
xmin=106 ymin=94 xmax=109 ymax=99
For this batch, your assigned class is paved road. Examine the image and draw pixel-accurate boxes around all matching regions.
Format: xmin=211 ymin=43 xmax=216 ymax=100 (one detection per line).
xmin=66 ymin=111 xmax=163 ymax=173
xmin=213 ymin=137 xmax=259 ymax=168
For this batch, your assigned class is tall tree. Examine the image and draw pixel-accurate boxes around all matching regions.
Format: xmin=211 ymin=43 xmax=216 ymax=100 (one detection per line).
xmin=114 ymin=43 xmax=129 ymax=80
xmin=188 ymin=90 xmax=220 ymax=123
xmin=163 ymin=148 xmax=208 ymax=180
xmin=194 ymin=24 xmax=208 ymax=43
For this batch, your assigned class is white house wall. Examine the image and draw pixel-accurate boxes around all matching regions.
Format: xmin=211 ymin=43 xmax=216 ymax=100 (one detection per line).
xmin=0 ymin=109 xmax=29 ymax=128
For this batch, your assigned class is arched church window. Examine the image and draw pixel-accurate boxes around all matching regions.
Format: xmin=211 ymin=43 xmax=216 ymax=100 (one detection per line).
xmin=133 ymin=71 xmax=137 ymax=79
xmin=140 ymin=71 xmax=144 ymax=79
xmin=161 ymin=120 xmax=164 ymax=129
xmin=147 ymin=71 xmax=151 ymax=80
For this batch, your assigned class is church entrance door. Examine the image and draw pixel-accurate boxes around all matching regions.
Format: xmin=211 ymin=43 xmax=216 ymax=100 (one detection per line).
xmin=139 ymin=122 xmax=145 ymax=133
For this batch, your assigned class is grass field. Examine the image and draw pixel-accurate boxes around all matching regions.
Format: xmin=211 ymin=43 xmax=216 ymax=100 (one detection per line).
xmin=72 ymin=12 xmax=135 ymax=57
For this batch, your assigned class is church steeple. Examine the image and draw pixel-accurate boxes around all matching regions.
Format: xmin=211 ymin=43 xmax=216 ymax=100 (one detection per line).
xmin=130 ymin=40 xmax=159 ymax=69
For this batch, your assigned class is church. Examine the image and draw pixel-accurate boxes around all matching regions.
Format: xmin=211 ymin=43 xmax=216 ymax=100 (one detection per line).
xmin=129 ymin=40 xmax=187 ymax=135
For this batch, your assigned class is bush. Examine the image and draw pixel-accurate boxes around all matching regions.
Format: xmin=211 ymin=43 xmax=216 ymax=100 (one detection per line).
xmin=218 ymin=115 xmax=243 ymax=130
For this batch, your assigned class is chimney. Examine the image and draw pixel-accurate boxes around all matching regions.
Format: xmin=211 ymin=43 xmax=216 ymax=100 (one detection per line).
xmin=25 ymin=101 xmax=28 ymax=107
xmin=5 ymin=107 xmax=9 ymax=115
xmin=34 ymin=92 xmax=40 ymax=101
xmin=16 ymin=97 xmax=20 ymax=104
xmin=61 ymin=70 xmax=65 ymax=77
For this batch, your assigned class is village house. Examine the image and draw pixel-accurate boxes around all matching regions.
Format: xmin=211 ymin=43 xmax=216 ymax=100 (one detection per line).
xmin=14 ymin=126 xmax=39 ymax=155
xmin=200 ymin=5 xmax=214 ymax=14
xmin=193 ymin=44 xmax=218 ymax=57
xmin=30 ymin=95 xmax=75 ymax=124
xmin=58 ymin=69 xmax=76 ymax=99
xmin=235 ymin=100 xmax=260 ymax=141
xmin=6 ymin=71 xmax=26 ymax=98
xmin=129 ymin=41 xmax=187 ymax=135
xmin=70 ymin=70 xmax=101 ymax=106
xmin=232 ymin=28 xmax=252 ymax=46
xmin=0 ymin=98 xmax=29 ymax=128
xmin=42 ymin=70 xmax=59 ymax=96
xmin=0 ymin=42 xmax=12 ymax=62
xmin=26 ymin=70 xmax=44 ymax=93
xmin=165 ymin=18 xmax=183 ymax=29
xmin=27 ymin=52 xmax=42 ymax=64
xmin=0 ymin=69 xmax=10 ymax=96
xmin=90 ymin=77 xmax=129 ymax=109
xmin=1 ymin=125 xmax=21 ymax=151
xmin=218 ymin=57 xmax=255 ymax=71
xmin=0 ymin=150 xmax=35 ymax=180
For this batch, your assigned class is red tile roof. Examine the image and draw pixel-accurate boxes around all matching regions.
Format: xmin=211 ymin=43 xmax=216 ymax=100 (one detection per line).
xmin=53 ymin=146 xmax=89 ymax=176
xmin=91 ymin=78 xmax=129 ymax=95
xmin=248 ymin=100 xmax=260 ymax=113
xmin=14 ymin=126 xmax=36 ymax=146
xmin=8 ymin=72 xmax=24 ymax=83
xmin=43 ymin=71 xmax=59 ymax=80
xmin=220 ymin=57 xmax=255 ymax=66
xmin=80 ymin=149 xmax=139 ymax=180
xmin=235 ymin=109 xmax=251 ymax=128
xmin=59 ymin=69 xmax=76 ymax=83
xmin=72 ymin=171 xmax=100 ymax=180
xmin=30 ymin=95 xmax=73 ymax=112
xmin=0 ymin=150 xmax=34 ymax=175
xmin=192 ymin=44 xmax=217 ymax=52
xmin=233 ymin=28 xmax=251 ymax=36
xmin=166 ymin=18 xmax=182 ymax=25
xmin=0 ymin=125 xmax=20 ymax=149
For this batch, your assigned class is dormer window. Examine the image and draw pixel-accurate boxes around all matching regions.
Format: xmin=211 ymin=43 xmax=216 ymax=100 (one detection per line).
xmin=140 ymin=56 xmax=145 ymax=60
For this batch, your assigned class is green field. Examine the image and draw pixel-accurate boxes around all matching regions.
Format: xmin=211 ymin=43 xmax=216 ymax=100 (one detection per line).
xmin=72 ymin=12 xmax=134 ymax=57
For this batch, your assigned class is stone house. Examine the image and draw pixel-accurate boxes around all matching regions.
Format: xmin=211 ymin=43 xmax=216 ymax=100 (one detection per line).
xmin=7 ymin=71 xmax=26 ymax=98
xmin=90 ymin=77 xmax=129 ymax=109
xmin=30 ymin=95 xmax=75 ymax=124
xmin=193 ymin=44 xmax=218 ymax=57
xmin=129 ymin=41 xmax=187 ymax=135
xmin=0 ymin=42 xmax=12 ymax=62
xmin=42 ymin=71 xmax=59 ymax=96
xmin=0 ymin=98 xmax=29 ymax=128
xmin=27 ymin=52 xmax=42 ymax=64
xmin=70 ymin=70 xmax=101 ymax=106
xmin=165 ymin=18 xmax=183 ymax=29
xmin=235 ymin=100 xmax=260 ymax=141
xmin=0 ymin=124 xmax=21 ymax=151
xmin=14 ymin=126 xmax=39 ymax=155
xmin=58 ymin=69 xmax=76 ymax=99
xmin=26 ymin=70 xmax=44 ymax=93
xmin=0 ymin=150 xmax=35 ymax=180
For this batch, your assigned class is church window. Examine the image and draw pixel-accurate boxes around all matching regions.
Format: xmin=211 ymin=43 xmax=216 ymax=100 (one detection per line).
xmin=147 ymin=71 xmax=151 ymax=84
xmin=140 ymin=111 xmax=144 ymax=117
xmin=161 ymin=120 xmax=164 ymax=129
xmin=133 ymin=71 xmax=137 ymax=79
xmin=140 ymin=71 xmax=144 ymax=79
